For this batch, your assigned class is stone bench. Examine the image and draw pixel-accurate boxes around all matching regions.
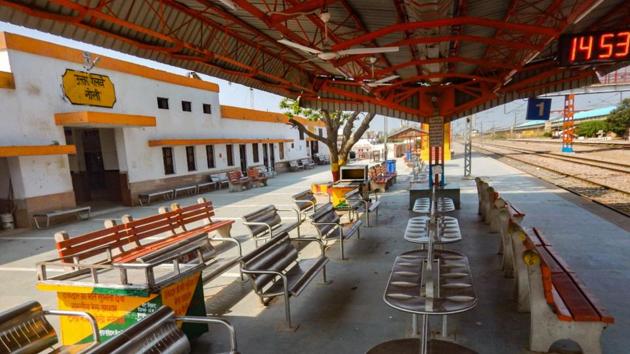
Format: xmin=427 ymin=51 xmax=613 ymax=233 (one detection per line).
xmin=522 ymin=228 xmax=614 ymax=354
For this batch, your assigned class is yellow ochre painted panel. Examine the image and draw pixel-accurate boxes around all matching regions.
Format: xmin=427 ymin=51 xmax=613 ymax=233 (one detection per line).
xmin=421 ymin=122 xmax=451 ymax=162
xmin=55 ymin=111 xmax=156 ymax=127
xmin=148 ymin=138 xmax=292 ymax=147
xmin=221 ymin=105 xmax=325 ymax=127
xmin=0 ymin=71 xmax=14 ymax=89
xmin=0 ymin=32 xmax=219 ymax=92
xmin=0 ymin=145 xmax=76 ymax=157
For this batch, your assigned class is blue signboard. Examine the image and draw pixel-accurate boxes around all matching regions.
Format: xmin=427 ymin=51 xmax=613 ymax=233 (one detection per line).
xmin=526 ymin=98 xmax=552 ymax=120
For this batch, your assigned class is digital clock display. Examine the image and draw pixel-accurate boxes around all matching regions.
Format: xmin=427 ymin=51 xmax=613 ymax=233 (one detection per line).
xmin=559 ymin=31 xmax=630 ymax=66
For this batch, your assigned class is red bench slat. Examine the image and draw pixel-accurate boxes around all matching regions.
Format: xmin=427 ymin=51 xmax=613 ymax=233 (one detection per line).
xmin=552 ymin=273 xmax=601 ymax=322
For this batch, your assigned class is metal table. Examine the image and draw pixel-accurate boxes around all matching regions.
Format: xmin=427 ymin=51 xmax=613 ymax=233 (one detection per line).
xmin=369 ymin=249 xmax=478 ymax=354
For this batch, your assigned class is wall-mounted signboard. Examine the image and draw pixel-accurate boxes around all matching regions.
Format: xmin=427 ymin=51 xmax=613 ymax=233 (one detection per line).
xmin=428 ymin=116 xmax=444 ymax=147
xmin=62 ymin=69 xmax=116 ymax=108
xmin=526 ymin=98 xmax=552 ymax=120
xmin=559 ymin=31 xmax=630 ymax=66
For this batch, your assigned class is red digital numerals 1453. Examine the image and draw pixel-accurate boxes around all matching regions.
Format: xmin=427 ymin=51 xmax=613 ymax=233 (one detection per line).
xmin=570 ymin=32 xmax=630 ymax=62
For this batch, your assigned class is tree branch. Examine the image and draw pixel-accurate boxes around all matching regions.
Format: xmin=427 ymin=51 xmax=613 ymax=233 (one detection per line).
xmin=288 ymin=118 xmax=328 ymax=145
xmin=341 ymin=112 xmax=376 ymax=155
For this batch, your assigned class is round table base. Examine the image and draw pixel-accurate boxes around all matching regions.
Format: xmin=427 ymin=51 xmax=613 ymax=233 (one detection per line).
xmin=367 ymin=338 xmax=477 ymax=354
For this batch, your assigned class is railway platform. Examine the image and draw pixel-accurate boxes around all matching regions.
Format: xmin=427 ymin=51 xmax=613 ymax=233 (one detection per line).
xmin=0 ymin=150 xmax=628 ymax=353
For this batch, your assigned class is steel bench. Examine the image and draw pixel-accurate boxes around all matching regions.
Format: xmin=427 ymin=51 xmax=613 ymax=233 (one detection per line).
xmin=197 ymin=180 xmax=217 ymax=193
xmin=309 ymin=203 xmax=362 ymax=260
xmin=242 ymin=205 xmax=301 ymax=246
xmin=299 ymin=158 xmax=315 ymax=169
xmin=210 ymin=173 xmax=229 ymax=189
xmin=174 ymin=184 xmax=198 ymax=198
xmin=32 ymin=206 xmax=91 ymax=229
xmin=0 ymin=300 xmax=100 ymax=353
xmin=288 ymin=160 xmax=303 ymax=172
xmin=138 ymin=189 xmax=173 ymax=206
xmin=343 ymin=188 xmax=381 ymax=227
xmin=292 ymin=189 xmax=320 ymax=221
xmin=227 ymin=170 xmax=251 ymax=192
xmin=522 ymin=228 xmax=614 ymax=354
xmin=240 ymin=232 xmax=328 ymax=330
xmin=84 ymin=305 xmax=237 ymax=354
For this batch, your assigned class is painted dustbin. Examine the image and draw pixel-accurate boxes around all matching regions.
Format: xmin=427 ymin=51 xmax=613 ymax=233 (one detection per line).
xmin=36 ymin=252 xmax=208 ymax=345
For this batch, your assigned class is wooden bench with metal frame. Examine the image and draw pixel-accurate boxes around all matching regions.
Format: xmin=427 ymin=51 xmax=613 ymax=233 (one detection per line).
xmin=84 ymin=305 xmax=237 ymax=354
xmin=241 ymin=205 xmax=301 ymax=246
xmin=309 ymin=203 xmax=362 ymax=260
xmin=343 ymin=188 xmax=381 ymax=227
xmin=54 ymin=199 xmax=238 ymax=280
xmin=240 ymin=232 xmax=329 ymax=330
xmin=522 ymin=227 xmax=614 ymax=354
xmin=0 ymin=300 xmax=100 ymax=353
xmin=32 ymin=206 xmax=91 ymax=229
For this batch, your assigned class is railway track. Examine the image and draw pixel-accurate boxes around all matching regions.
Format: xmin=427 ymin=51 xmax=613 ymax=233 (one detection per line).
xmin=473 ymin=143 xmax=630 ymax=218
xmin=482 ymin=142 xmax=630 ymax=175
xmin=508 ymin=138 xmax=630 ymax=149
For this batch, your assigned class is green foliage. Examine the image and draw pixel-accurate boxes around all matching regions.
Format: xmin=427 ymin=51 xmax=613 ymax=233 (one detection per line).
xmin=543 ymin=131 xmax=552 ymax=138
xmin=607 ymin=98 xmax=630 ymax=136
xmin=576 ymin=120 xmax=608 ymax=137
xmin=280 ymin=97 xmax=353 ymax=123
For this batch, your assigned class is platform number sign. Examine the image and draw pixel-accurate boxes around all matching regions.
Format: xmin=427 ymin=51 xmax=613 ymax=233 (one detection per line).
xmin=526 ymin=98 xmax=551 ymax=120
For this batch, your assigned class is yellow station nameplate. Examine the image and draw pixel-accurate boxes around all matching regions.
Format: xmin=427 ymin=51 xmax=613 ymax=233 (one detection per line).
xmin=62 ymin=69 xmax=116 ymax=108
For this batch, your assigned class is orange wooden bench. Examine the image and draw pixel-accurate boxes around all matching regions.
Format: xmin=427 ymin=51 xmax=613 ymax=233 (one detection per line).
xmin=55 ymin=199 xmax=234 ymax=266
xmin=227 ymin=169 xmax=251 ymax=192
xmin=247 ymin=167 xmax=268 ymax=187
xmin=522 ymin=227 xmax=613 ymax=354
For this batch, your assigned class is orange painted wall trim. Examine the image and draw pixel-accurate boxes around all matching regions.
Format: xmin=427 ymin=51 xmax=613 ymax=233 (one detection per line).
xmin=221 ymin=105 xmax=325 ymax=128
xmin=0 ymin=71 xmax=15 ymax=89
xmin=0 ymin=145 xmax=76 ymax=157
xmin=0 ymin=32 xmax=219 ymax=93
xmin=55 ymin=111 xmax=156 ymax=127
xmin=148 ymin=138 xmax=293 ymax=147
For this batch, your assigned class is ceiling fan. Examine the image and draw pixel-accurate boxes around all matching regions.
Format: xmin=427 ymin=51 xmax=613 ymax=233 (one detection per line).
xmin=365 ymin=75 xmax=399 ymax=87
xmin=278 ymin=38 xmax=399 ymax=61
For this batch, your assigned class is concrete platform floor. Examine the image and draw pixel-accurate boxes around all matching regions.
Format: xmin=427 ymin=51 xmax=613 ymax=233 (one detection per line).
xmin=0 ymin=147 xmax=628 ymax=354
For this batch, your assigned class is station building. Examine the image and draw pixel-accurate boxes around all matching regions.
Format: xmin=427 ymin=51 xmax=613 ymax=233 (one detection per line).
xmin=0 ymin=32 xmax=327 ymax=227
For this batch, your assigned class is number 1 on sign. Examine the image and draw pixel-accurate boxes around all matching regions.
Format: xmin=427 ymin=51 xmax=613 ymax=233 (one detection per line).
xmin=536 ymin=102 xmax=545 ymax=117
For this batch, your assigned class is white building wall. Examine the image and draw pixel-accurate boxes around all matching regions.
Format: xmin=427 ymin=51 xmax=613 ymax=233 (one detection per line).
xmin=0 ymin=42 xmax=328 ymax=202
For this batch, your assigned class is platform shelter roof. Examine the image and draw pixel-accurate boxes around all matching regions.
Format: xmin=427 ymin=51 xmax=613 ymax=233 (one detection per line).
xmin=0 ymin=1 xmax=628 ymax=121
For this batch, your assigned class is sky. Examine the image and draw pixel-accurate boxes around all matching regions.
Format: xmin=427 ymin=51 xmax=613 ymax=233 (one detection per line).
xmin=1 ymin=21 xmax=627 ymax=136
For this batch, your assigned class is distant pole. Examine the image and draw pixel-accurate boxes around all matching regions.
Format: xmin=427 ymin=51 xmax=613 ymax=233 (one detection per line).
xmin=464 ymin=116 xmax=472 ymax=178
xmin=383 ymin=116 xmax=388 ymax=160
xmin=511 ymin=112 xmax=517 ymax=139
xmin=562 ymin=94 xmax=575 ymax=153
